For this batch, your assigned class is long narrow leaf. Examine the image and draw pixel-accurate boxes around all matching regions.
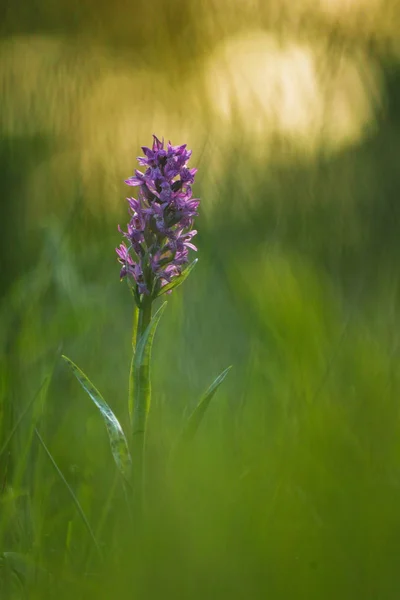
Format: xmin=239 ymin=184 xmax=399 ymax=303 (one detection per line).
xmin=177 ymin=366 xmax=232 ymax=446
xmin=62 ymin=355 xmax=131 ymax=481
xmin=132 ymin=302 xmax=167 ymax=431
xmin=134 ymin=302 xmax=167 ymax=371
xmin=156 ymin=259 xmax=198 ymax=297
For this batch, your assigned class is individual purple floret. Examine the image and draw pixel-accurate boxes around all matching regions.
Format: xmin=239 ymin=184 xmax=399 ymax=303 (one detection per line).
xmin=116 ymin=135 xmax=199 ymax=301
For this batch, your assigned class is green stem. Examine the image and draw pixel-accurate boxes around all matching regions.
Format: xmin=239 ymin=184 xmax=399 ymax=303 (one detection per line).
xmin=131 ymin=295 xmax=152 ymax=513
xmin=128 ymin=305 xmax=138 ymax=421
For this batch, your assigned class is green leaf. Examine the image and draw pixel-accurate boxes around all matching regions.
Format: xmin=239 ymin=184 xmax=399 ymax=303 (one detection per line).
xmin=62 ymin=355 xmax=132 ymax=481
xmin=175 ymin=366 xmax=232 ymax=447
xmin=132 ymin=302 xmax=167 ymax=432
xmin=156 ymin=259 xmax=198 ymax=297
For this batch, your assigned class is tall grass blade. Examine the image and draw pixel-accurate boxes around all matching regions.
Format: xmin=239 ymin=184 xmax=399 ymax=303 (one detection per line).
xmin=0 ymin=376 xmax=49 ymax=463
xmin=34 ymin=428 xmax=102 ymax=560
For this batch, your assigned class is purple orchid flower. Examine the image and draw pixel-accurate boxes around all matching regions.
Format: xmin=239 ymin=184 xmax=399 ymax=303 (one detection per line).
xmin=117 ymin=135 xmax=199 ymax=301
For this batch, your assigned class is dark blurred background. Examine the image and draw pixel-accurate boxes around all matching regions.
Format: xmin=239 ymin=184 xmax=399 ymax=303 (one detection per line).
xmin=2 ymin=1 xmax=400 ymax=598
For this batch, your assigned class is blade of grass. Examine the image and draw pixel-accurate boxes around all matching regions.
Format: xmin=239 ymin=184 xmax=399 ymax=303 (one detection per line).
xmin=0 ymin=369 xmax=54 ymax=552
xmin=34 ymin=428 xmax=102 ymax=561
xmin=0 ymin=377 xmax=48 ymax=463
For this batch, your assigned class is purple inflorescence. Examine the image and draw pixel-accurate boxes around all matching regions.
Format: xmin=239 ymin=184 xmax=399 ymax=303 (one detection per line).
xmin=116 ymin=135 xmax=199 ymax=300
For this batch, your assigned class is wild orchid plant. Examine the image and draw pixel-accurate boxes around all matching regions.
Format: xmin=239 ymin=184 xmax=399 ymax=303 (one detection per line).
xmin=62 ymin=136 xmax=230 ymax=514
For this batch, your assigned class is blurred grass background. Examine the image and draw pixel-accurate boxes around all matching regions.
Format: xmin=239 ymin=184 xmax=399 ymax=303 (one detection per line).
xmin=2 ymin=0 xmax=400 ymax=597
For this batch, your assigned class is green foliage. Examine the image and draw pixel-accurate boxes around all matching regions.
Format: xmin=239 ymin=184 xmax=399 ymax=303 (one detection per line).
xmin=156 ymin=259 xmax=198 ymax=297
xmin=62 ymin=356 xmax=131 ymax=482
xmin=0 ymin=551 xmax=51 ymax=588
xmin=173 ymin=365 xmax=232 ymax=452
xmin=0 ymin=378 xmax=48 ymax=463
xmin=34 ymin=427 xmax=101 ymax=559
xmin=132 ymin=301 xmax=167 ymax=432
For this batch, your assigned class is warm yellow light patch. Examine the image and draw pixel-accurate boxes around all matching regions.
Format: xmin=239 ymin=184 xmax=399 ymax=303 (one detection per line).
xmin=204 ymin=32 xmax=381 ymax=157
